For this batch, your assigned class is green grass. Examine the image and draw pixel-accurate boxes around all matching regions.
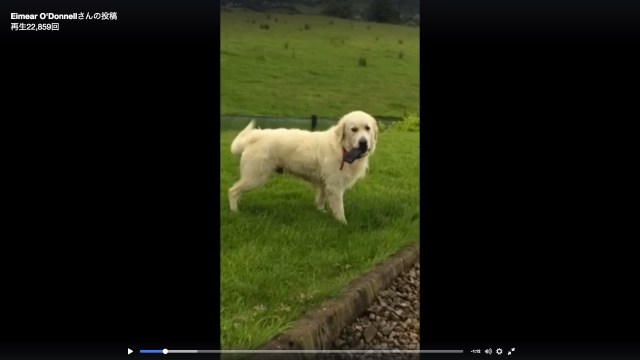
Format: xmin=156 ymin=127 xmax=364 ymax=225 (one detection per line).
xmin=220 ymin=8 xmax=420 ymax=350
xmin=221 ymin=10 xmax=419 ymax=118
xmin=220 ymin=129 xmax=420 ymax=350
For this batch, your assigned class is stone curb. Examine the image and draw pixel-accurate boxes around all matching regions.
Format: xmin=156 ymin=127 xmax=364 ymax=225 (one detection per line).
xmin=253 ymin=244 xmax=420 ymax=360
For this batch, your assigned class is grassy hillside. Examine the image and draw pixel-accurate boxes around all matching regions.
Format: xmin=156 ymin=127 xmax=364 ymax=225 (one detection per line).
xmin=220 ymin=10 xmax=419 ymax=118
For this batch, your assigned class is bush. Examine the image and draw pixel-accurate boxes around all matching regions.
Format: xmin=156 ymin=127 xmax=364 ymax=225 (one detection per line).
xmin=406 ymin=19 xmax=419 ymax=27
xmin=387 ymin=114 xmax=420 ymax=132
xmin=284 ymin=42 xmax=289 ymax=49
xmin=304 ymin=23 xmax=310 ymax=30
xmin=358 ymin=57 xmax=367 ymax=67
xmin=322 ymin=0 xmax=354 ymax=19
xmin=259 ymin=23 xmax=270 ymax=30
xmin=398 ymin=51 xmax=404 ymax=59
xmin=367 ymin=0 xmax=400 ymax=24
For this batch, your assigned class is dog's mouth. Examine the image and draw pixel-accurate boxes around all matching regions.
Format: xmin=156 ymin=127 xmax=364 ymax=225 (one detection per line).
xmin=343 ymin=145 xmax=369 ymax=164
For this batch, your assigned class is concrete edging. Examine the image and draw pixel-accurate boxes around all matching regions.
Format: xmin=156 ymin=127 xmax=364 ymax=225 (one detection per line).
xmin=254 ymin=245 xmax=420 ymax=360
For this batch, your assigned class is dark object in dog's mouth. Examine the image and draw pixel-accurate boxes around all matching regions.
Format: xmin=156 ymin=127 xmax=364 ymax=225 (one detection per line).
xmin=343 ymin=146 xmax=367 ymax=164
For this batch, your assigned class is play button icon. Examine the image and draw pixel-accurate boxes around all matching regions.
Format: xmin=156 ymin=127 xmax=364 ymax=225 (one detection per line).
xmin=128 ymin=348 xmax=133 ymax=355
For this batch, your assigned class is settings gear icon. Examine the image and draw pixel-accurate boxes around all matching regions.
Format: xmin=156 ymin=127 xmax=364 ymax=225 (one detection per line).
xmin=496 ymin=348 xmax=503 ymax=355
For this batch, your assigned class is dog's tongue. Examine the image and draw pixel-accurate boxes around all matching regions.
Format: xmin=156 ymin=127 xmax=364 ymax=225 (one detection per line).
xmin=343 ymin=147 xmax=366 ymax=164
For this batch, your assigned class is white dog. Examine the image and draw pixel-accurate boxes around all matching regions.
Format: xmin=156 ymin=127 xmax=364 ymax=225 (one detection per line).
xmin=228 ymin=110 xmax=378 ymax=224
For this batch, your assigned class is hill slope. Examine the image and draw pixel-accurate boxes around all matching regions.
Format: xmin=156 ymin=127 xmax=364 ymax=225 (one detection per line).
xmin=221 ymin=10 xmax=419 ymax=118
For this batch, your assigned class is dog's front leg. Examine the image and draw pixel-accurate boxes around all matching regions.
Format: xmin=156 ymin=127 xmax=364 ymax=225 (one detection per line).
xmin=314 ymin=185 xmax=326 ymax=212
xmin=325 ymin=187 xmax=347 ymax=224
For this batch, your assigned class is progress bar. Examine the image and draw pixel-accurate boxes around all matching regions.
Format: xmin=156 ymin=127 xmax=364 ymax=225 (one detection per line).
xmin=138 ymin=349 xmax=463 ymax=354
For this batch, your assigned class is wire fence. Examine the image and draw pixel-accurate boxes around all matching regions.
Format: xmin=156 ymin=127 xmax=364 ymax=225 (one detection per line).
xmin=220 ymin=115 xmax=404 ymax=131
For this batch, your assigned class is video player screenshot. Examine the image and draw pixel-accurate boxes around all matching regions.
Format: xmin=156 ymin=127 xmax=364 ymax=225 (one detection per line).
xmin=2 ymin=1 xmax=638 ymax=359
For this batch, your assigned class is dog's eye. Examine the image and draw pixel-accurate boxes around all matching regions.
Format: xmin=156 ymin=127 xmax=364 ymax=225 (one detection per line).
xmin=364 ymin=126 xmax=371 ymax=131
xmin=351 ymin=127 xmax=358 ymax=132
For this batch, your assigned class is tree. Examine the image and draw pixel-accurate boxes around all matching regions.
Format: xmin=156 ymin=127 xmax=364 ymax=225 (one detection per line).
xmin=367 ymin=0 xmax=400 ymax=24
xmin=322 ymin=0 xmax=354 ymax=19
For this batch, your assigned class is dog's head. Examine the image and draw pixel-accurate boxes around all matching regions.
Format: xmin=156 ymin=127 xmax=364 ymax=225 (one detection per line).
xmin=334 ymin=110 xmax=379 ymax=157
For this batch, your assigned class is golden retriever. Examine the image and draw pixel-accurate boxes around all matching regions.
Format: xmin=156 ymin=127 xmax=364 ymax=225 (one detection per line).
xmin=228 ymin=110 xmax=378 ymax=224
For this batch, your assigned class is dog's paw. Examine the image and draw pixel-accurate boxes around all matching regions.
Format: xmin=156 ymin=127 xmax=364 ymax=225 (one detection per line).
xmin=317 ymin=206 xmax=326 ymax=213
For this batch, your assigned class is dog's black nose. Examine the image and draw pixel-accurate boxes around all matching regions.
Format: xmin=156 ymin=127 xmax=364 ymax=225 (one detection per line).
xmin=358 ymin=138 xmax=368 ymax=149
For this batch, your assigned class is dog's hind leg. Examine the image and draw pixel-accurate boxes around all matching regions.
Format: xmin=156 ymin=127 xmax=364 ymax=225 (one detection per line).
xmin=314 ymin=185 xmax=326 ymax=212
xmin=228 ymin=156 xmax=272 ymax=212
xmin=228 ymin=175 xmax=269 ymax=212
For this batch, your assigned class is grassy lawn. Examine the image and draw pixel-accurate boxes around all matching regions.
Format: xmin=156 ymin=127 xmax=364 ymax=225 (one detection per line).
xmin=220 ymin=128 xmax=420 ymax=350
xmin=221 ymin=10 xmax=419 ymax=118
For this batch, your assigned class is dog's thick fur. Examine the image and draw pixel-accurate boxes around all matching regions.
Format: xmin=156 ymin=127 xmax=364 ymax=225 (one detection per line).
xmin=228 ymin=110 xmax=378 ymax=224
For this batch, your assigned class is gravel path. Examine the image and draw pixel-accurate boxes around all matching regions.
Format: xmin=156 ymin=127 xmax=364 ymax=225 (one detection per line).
xmin=320 ymin=262 xmax=420 ymax=360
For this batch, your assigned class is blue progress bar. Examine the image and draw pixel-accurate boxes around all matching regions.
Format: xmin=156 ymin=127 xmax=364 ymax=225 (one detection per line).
xmin=140 ymin=349 xmax=164 ymax=354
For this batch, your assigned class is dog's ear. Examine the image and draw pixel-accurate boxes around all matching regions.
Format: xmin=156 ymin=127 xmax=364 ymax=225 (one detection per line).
xmin=334 ymin=121 xmax=345 ymax=143
xmin=369 ymin=119 xmax=379 ymax=154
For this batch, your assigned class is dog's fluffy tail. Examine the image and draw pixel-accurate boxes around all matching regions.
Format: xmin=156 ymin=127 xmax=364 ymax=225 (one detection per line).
xmin=230 ymin=120 xmax=256 ymax=155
